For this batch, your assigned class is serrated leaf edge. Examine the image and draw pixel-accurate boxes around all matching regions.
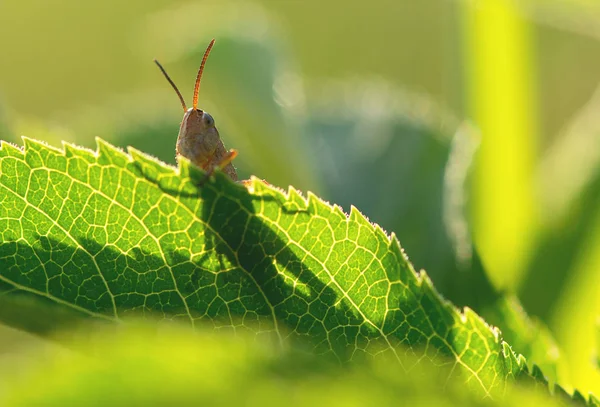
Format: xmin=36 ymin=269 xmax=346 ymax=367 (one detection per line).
xmin=1 ymin=136 xmax=596 ymax=404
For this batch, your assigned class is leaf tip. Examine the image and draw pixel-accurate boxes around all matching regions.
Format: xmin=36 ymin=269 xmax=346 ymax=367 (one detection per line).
xmin=128 ymin=145 xmax=176 ymax=173
xmin=61 ymin=140 xmax=97 ymax=158
xmin=21 ymin=136 xmax=63 ymax=154
xmin=0 ymin=139 xmax=24 ymax=155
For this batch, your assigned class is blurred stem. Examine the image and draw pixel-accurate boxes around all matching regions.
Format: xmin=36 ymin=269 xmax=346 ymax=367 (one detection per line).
xmin=550 ymin=207 xmax=600 ymax=394
xmin=462 ymin=0 xmax=538 ymax=291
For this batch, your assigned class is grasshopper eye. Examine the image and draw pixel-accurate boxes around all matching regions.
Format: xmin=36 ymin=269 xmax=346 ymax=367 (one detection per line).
xmin=203 ymin=112 xmax=215 ymax=127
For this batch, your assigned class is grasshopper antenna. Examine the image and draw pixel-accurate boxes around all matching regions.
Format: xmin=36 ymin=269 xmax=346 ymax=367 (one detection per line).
xmin=193 ymin=38 xmax=216 ymax=110
xmin=154 ymin=59 xmax=187 ymax=112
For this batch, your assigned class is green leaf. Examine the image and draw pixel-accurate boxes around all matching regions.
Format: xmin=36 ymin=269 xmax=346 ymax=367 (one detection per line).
xmin=0 ymin=323 xmax=570 ymax=407
xmin=0 ymin=137 xmax=590 ymax=402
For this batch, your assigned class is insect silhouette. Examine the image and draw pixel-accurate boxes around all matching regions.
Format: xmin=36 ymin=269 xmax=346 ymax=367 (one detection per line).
xmin=154 ymin=39 xmax=238 ymax=181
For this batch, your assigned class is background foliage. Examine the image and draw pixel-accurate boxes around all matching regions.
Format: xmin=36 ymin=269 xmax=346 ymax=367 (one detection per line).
xmin=1 ymin=0 xmax=600 ymax=403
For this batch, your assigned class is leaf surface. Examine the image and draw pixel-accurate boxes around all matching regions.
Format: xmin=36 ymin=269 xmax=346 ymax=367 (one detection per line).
xmin=0 ymin=324 xmax=569 ymax=407
xmin=0 ymin=137 xmax=557 ymax=396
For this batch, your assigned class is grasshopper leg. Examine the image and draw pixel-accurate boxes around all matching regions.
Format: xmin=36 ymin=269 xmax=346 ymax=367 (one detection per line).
xmin=197 ymin=149 xmax=238 ymax=186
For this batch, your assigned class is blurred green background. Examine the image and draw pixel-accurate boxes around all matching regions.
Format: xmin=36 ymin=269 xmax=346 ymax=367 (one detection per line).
xmin=1 ymin=0 xmax=600 ymax=396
